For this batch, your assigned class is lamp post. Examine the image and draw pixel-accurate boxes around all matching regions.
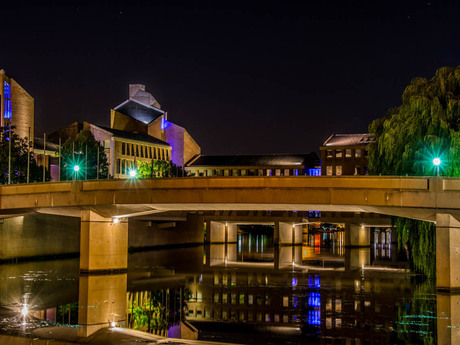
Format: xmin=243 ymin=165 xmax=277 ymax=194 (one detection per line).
xmin=433 ymin=157 xmax=441 ymax=176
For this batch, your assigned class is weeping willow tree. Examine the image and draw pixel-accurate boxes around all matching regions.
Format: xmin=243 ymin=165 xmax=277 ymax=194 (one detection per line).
xmin=369 ymin=66 xmax=460 ymax=277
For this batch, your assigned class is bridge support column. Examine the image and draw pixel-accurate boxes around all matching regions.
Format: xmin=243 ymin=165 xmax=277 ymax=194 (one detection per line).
xmin=345 ymin=223 xmax=370 ymax=247
xmin=274 ymin=222 xmax=302 ymax=245
xmin=80 ymin=210 xmax=128 ymax=272
xmin=227 ymin=223 xmax=238 ymax=243
xmin=206 ymin=221 xmax=225 ymax=243
xmin=436 ymin=214 xmax=460 ymax=291
xmin=78 ymin=273 xmax=127 ymax=337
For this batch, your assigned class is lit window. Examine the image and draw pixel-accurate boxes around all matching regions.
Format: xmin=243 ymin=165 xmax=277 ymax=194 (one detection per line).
xmin=355 ymin=149 xmax=362 ymax=158
xmin=345 ymin=149 xmax=352 ymax=157
xmin=283 ymin=296 xmax=289 ymax=307
xmin=336 ymin=166 xmax=342 ymax=176
xmin=326 ymin=166 xmax=333 ymax=176
xmin=327 ymin=150 xmax=333 ymax=159
xmin=336 ymin=149 xmax=342 ymax=158
xmin=3 ymin=82 xmax=11 ymax=119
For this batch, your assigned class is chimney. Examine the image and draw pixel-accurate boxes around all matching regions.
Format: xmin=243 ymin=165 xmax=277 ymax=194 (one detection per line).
xmin=129 ymin=84 xmax=145 ymax=99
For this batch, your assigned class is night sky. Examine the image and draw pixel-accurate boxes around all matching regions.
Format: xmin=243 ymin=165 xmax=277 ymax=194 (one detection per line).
xmin=2 ymin=0 xmax=460 ymax=155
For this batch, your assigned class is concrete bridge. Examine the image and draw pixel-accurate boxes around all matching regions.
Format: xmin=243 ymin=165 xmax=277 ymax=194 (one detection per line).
xmin=2 ymin=175 xmax=460 ymax=290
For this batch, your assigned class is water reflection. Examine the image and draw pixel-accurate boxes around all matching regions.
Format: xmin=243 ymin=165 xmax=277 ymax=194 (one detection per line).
xmin=0 ymin=241 xmax=455 ymax=344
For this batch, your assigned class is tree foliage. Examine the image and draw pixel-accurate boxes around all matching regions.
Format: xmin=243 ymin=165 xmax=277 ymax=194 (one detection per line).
xmin=368 ymin=66 xmax=460 ymax=278
xmin=137 ymin=160 xmax=185 ymax=178
xmin=0 ymin=126 xmax=44 ymax=184
xmin=60 ymin=130 xmax=108 ymax=180
xmin=369 ymin=66 xmax=460 ymax=176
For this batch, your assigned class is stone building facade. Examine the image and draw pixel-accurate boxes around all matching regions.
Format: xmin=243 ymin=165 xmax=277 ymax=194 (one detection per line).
xmin=0 ymin=69 xmax=34 ymax=141
xmin=185 ymin=153 xmax=320 ymax=177
xmin=111 ymin=84 xmax=201 ymax=167
xmin=320 ymin=133 xmax=375 ymax=176
xmin=48 ymin=121 xmax=171 ymax=179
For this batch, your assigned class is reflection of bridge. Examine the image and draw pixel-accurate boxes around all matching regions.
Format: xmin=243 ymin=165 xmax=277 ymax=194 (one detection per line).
xmin=1 ymin=176 xmax=460 ymax=290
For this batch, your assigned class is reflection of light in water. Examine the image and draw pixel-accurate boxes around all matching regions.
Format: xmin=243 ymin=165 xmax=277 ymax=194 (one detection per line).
xmin=248 ymin=233 xmax=251 ymax=253
xmin=292 ymin=278 xmax=297 ymax=287
xmin=261 ymin=235 xmax=264 ymax=253
xmin=21 ymin=305 xmax=29 ymax=317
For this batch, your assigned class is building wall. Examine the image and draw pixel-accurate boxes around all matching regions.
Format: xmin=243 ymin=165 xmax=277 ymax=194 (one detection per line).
xmin=48 ymin=121 xmax=81 ymax=142
xmin=183 ymin=129 xmax=201 ymax=165
xmin=112 ymin=137 xmax=171 ymax=178
xmin=0 ymin=70 xmax=34 ymax=141
xmin=149 ymin=117 xmax=201 ymax=167
xmin=186 ymin=166 xmax=309 ymax=177
xmin=10 ymin=79 xmax=34 ymax=142
xmin=111 ymin=109 xmax=148 ymax=133
xmin=0 ymin=214 xmax=80 ymax=260
xmin=320 ymin=145 xmax=370 ymax=176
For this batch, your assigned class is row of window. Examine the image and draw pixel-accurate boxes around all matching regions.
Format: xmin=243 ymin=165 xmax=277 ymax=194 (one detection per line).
xmin=325 ymin=148 xmax=368 ymax=159
xmin=189 ymin=168 xmax=309 ymax=177
xmin=120 ymin=141 xmax=169 ymax=160
xmin=188 ymin=307 xmax=295 ymax=324
xmin=325 ymin=165 xmax=368 ymax=176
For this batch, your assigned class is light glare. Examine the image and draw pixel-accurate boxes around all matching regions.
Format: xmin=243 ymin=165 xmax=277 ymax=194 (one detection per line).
xmin=73 ymin=165 xmax=80 ymax=172
xmin=129 ymin=169 xmax=137 ymax=178
xmin=433 ymin=157 xmax=441 ymax=166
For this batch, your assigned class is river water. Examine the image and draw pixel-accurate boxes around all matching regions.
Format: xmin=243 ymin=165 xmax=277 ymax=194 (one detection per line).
xmin=0 ymin=231 xmax=443 ymax=344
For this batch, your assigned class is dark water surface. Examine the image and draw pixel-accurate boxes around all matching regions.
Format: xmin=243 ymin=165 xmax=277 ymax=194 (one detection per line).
xmin=0 ymin=236 xmax=445 ymax=344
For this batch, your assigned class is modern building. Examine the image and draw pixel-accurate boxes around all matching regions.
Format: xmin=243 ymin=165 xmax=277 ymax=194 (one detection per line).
xmin=111 ymin=84 xmax=201 ymax=167
xmin=320 ymin=133 xmax=375 ymax=176
xmin=0 ymin=69 xmax=34 ymax=141
xmin=48 ymin=121 xmax=171 ymax=179
xmin=185 ymin=153 xmax=320 ymax=177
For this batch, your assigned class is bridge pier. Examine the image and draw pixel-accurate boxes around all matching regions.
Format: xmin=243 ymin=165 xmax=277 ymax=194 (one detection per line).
xmin=206 ymin=221 xmax=237 ymax=244
xmin=274 ymin=222 xmax=302 ymax=246
xmin=78 ymin=273 xmax=127 ymax=337
xmin=80 ymin=210 xmax=128 ymax=272
xmin=344 ymin=223 xmax=370 ymax=247
xmin=436 ymin=214 xmax=460 ymax=291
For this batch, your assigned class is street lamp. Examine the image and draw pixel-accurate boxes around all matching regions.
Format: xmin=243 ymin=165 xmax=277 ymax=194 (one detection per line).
xmin=129 ymin=169 xmax=137 ymax=178
xmin=433 ymin=157 xmax=441 ymax=176
xmin=73 ymin=164 xmax=80 ymax=180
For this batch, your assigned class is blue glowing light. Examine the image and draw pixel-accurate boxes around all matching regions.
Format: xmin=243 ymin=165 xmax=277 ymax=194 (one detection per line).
xmin=308 ymin=292 xmax=321 ymax=308
xmin=308 ymin=275 xmax=321 ymax=289
xmin=3 ymin=82 xmax=11 ymax=119
xmin=308 ymin=310 xmax=321 ymax=326
xmin=309 ymin=168 xmax=321 ymax=176
xmin=292 ymin=278 xmax=298 ymax=287
xmin=161 ymin=116 xmax=170 ymax=130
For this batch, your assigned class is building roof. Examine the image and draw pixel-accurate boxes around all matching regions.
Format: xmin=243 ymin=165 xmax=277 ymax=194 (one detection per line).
xmin=113 ymin=99 xmax=164 ymax=124
xmin=34 ymin=137 xmax=59 ymax=152
xmin=322 ymin=133 xmax=375 ymax=147
xmin=98 ymin=126 xmax=170 ymax=147
xmin=187 ymin=153 xmax=319 ymax=168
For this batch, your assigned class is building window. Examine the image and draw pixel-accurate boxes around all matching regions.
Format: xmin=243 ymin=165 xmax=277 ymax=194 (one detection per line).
xmin=116 ymin=159 xmax=120 ymax=174
xmin=3 ymin=82 xmax=11 ymax=119
xmin=336 ymin=166 xmax=342 ymax=176
xmin=355 ymin=149 xmax=362 ymax=158
xmin=121 ymin=142 xmax=125 ymax=155
xmin=326 ymin=166 xmax=333 ymax=176
xmin=326 ymin=150 xmax=333 ymax=159
xmin=336 ymin=149 xmax=342 ymax=158
xmin=345 ymin=149 xmax=352 ymax=158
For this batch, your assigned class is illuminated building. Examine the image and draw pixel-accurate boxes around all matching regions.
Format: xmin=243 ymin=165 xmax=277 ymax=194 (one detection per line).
xmin=0 ymin=69 xmax=34 ymax=141
xmin=320 ymin=133 xmax=375 ymax=176
xmin=111 ymin=84 xmax=201 ymax=167
xmin=185 ymin=153 xmax=320 ymax=177
xmin=48 ymin=121 xmax=171 ymax=179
